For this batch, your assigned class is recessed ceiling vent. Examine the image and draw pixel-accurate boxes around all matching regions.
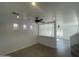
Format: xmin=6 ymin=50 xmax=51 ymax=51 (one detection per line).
xmin=12 ymin=12 xmax=20 ymax=15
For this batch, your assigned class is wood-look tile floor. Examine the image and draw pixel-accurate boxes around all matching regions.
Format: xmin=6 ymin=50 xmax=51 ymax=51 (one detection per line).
xmin=8 ymin=44 xmax=57 ymax=57
xmin=7 ymin=39 xmax=72 ymax=57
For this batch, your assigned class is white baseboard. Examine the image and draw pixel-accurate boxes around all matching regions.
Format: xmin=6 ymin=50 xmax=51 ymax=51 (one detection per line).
xmin=38 ymin=40 xmax=56 ymax=48
xmin=3 ymin=41 xmax=37 ymax=55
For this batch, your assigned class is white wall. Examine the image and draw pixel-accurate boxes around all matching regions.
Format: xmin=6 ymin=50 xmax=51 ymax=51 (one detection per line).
xmin=62 ymin=25 xmax=78 ymax=40
xmin=0 ymin=3 xmax=39 ymax=55
xmin=0 ymin=17 xmax=38 ymax=55
xmin=37 ymin=36 xmax=56 ymax=48
xmin=56 ymin=6 xmax=78 ymax=40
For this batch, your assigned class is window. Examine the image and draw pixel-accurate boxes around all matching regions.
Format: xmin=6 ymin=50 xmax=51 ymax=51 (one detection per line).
xmin=39 ymin=23 xmax=54 ymax=37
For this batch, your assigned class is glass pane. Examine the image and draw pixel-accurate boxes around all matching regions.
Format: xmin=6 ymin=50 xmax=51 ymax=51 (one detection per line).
xmin=39 ymin=23 xmax=54 ymax=37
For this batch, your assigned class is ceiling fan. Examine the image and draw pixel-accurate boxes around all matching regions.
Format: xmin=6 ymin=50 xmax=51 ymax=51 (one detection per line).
xmin=34 ymin=17 xmax=45 ymax=24
xmin=34 ymin=17 xmax=55 ymax=24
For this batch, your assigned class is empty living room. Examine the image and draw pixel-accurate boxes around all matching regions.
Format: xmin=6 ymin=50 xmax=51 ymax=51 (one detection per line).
xmin=0 ymin=1 xmax=79 ymax=59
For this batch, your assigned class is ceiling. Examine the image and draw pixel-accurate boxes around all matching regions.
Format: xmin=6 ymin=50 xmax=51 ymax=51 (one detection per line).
xmin=0 ymin=2 xmax=79 ymax=25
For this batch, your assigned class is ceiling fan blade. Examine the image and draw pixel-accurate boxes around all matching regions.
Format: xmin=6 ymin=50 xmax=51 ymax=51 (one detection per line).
xmin=40 ymin=21 xmax=55 ymax=24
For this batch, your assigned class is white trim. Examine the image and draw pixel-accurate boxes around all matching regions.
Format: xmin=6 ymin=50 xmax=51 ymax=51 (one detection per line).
xmin=2 ymin=41 xmax=37 ymax=55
